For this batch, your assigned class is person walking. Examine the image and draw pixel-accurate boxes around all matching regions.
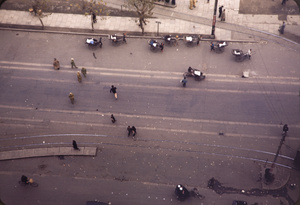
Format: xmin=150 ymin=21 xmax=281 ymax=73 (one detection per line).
xmin=220 ymin=9 xmax=225 ymax=21
xmin=69 ymin=92 xmax=74 ymax=104
xmin=72 ymin=140 xmax=80 ymax=150
xmin=210 ymin=42 xmax=215 ymax=51
xmin=110 ymin=85 xmax=118 ymax=100
xmin=53 ymin=58 xmax=60 ymax=70
xmin=181 ymin=76 xmax=187 ymax=87
xmin=123 ymin=33 xmax=127 ymax=43
xmin=247 ymin=49 xmax=252 ymax=60
xmin=127 ymin=126 xmax=132 ymax=137
xmin=131 ymin=126 xmax=137 ymax=136
xmin=193 ymin=0 xmax=196 ymax=8
xmin=92 ymin=12 xmax=97 ymax=23
xmin=111 ymin=114 xmax=116 ymax=123
xmin=160 ymin=43 xmax=164 ymax=52
xmin=81 ymin=67 xmax=87 ymax=77
xmin=189 ymin=0 xmax=194 ymax=9
xmin=278 ymin=21 xmax=286 ymax=34
xmin=218 ymin=5 xmax=223 ymax=18
xmin=77 ymin=71 xmax=82 ymax=83
xmin=71 ymin=58 xmax=78 ymax=69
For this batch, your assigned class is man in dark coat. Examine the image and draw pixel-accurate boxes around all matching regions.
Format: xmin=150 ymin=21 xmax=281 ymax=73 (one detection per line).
xmin=110 ymin=85 xmax=118 ymax=100
xmin=218 ymin=6 xmax=223 ymax=18
xmin=72 ymin=140 xmax=80 ymax=150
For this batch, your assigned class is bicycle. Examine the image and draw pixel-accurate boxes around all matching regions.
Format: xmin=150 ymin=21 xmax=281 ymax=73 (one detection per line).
xmin=190 ymin=188 xmax=205 ymax=200
xmin=19 ymin=178 xmax=38 ymax=187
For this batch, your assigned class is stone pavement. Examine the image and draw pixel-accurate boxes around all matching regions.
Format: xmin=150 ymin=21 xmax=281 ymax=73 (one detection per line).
xmin=0 ymin=0 xmax=299 ymax=43
xmin=0 ymin=147 xmax=97 ymax=161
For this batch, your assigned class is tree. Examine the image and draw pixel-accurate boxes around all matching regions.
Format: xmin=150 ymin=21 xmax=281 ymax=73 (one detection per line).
xmin=295 ymin=0 xmax=300 ymax=12
xmin=67 ymin=0 xmax=106 ymax=31
xmin=29 ymin=0 xmax=51 ymax=29
xmin=0 ymin=0 xmax=7 ymax=8
xmin=127 ymin=0 xmax=156 ymax=35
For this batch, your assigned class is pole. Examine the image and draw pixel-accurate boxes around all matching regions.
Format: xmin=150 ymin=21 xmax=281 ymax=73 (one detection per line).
xmin=211 ymin=0 xmax=218 ymax=35
xmin=155 ymin=21 xmax=161 ymax=36
xmin=271 ymin=133 xmax=287 ymax=168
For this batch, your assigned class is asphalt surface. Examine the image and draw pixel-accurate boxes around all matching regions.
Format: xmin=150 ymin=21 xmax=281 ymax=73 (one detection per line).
xmin=0 ymin=29 xmax=299 ymax=205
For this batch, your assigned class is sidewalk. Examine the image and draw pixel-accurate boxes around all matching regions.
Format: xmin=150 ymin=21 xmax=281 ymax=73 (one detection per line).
xmin=0 ymin=146 xmax=97 ymax=161
xmin=0 ymin=9 xmax=231 ymax=40
xmin=0 ymin=0 xmax=300 ymax=43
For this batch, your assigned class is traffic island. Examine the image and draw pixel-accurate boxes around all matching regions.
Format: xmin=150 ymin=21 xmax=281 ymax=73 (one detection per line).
xmin=0 ymin=146 xmax=97 ymax=161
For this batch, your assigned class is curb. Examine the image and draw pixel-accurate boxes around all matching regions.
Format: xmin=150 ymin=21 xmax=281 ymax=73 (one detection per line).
xmin=154 ymin=2 xmax=177 ymax=8
xmin=0 ymin=24 xmax=259 ymax=43
xmin=0 ymin=146 xmax=98 ymax=161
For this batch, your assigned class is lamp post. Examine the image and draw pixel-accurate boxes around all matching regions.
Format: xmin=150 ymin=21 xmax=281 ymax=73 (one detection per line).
xmin=211 ymin=0 xmax=218 ymax=35
xmin=155 ymin=21 xmax=161 ymax=36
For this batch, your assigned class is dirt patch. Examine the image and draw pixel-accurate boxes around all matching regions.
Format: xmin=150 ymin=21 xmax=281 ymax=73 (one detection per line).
xmin=239 ymin=0 xmax=299 ymax=15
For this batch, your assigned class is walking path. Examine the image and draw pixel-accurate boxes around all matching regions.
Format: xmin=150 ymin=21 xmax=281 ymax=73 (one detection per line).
xmin=0 ymin=0 xmax=299 ymax=43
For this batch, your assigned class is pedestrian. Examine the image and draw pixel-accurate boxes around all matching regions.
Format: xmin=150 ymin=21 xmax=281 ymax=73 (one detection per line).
xmin=247 ymin=49 xmax=252 ymax=60
xmin=207 ymin=0 xmax=209 ymax=3
xmin=131 ymin=126 xmax=137 ymax=136
xmin=81 ymin=67 xmax=87 ymax=77
xmin=71 ymin=58 xmax=78 ymax=69
xmin=69 ymin=92 xmax=74 ymax=104
xmin=127 ymin=126 xmax=132 ymax=137
xmin=193 ymin=0 xmax=196 ymax=8
xmin=110 ymin=85 xmax=118 ymax=100
xmin=123 ymin=33 xmax=127 ymax=43
xmin=221 ymin=9 xmax=225 ymax=21
xmin=196 ymin=36 xmax=200 ymax=45
xmin=218 ymin=5 xmax=223 ymax=18
xmin=283 ymin=124 xmax=289 ymax=134
xmin=176 ymin=35 xmax=179 ymax=46
xmin=278 ymin=21 xmax=286 ymax=34
xmin=72 ymin=140 xmax=80 ymax=150
xmin=189 ymin=0 xmax=193 ymax=9
xmin=53 ymin=58 xmax=60 ymax=70
xmin=181 ymin=76 xmax=187 ymax=87
xmin=92 ymin=12 xmax=97 ymax=23
xmin=160 ymin=43 xmax=164 ymax=52
xmin=77 ymin=71 xmax=82 ymax=83
xmin=282 ymin=0 xmax=287 ymax=5
xmin=210 ymin=42 xmax=215 ymax=51
xmin=111 ymin=114 xmax=116 ymax=123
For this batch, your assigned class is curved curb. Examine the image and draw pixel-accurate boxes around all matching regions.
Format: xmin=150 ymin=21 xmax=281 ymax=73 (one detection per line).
xmin=0 ymin=146 xmax=97 ymax=161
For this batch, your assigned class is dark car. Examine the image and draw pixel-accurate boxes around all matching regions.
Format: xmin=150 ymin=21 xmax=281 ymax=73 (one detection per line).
xmin=232 ymin=200 xmax=247 ymax=205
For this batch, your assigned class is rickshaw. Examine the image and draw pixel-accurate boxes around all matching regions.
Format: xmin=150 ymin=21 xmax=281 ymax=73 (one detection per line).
xmin=183 ymin=67 xmax=206 ymax=81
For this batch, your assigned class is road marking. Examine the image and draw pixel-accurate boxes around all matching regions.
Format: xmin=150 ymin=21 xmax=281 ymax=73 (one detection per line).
xmin=2 ymin=75 xmax=297 ymax=96
xmin=0 ymin=107 xmax=299 ymax=141
xmin=0 ymin=61 xmax=299 ymax=83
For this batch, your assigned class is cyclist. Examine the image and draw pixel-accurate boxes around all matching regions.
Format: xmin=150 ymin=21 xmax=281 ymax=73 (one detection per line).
xmin=21 ymin=175 xmax=29 ymax=184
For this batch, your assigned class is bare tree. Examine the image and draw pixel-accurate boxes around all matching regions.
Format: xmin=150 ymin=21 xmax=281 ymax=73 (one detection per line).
xmin=29 ymin=0 xmax=51 ymax=29
xmin=68 ymin=0 xmax=107 ymax=31
xmin=127 ymin=0 xmax=156 ymax=35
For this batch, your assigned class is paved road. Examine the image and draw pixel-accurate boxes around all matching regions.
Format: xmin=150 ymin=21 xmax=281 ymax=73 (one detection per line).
xmin=0 ymin=30 xmax=299 ymax=204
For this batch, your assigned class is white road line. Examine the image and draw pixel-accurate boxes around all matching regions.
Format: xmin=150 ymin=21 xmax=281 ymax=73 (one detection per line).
xmin=0 ymin=61 xmax=299 ymax=82
xmin=3 ymin=76 xmax=297 ymax=96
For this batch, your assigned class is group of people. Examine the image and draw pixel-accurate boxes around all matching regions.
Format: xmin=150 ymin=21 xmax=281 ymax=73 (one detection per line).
xmin=53 ymin=58 xmax=87 ymax=104
xmin=127 ymin=126 xmax=137 ymax=138
xmin=218 ymin=5 xmax=226 ymax=22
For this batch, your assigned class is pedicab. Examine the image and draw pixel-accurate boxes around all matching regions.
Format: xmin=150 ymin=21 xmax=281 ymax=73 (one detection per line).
xmin=183 ymin=67 xmax=206 ymax=81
